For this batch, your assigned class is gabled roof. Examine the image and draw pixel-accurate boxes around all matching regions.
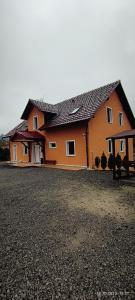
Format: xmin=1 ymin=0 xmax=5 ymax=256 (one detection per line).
xmin=21 ymin=99 xmax=57 ymax=120
xmin=10 ymin=80 xmax=134 ymax=133
xmin=5 ymin=121 xmax=28 ymax=137
xmin=48 ymin=80 xmax=120 ymax=128
xmin=42 ymin=80 xmax=134 ymax=129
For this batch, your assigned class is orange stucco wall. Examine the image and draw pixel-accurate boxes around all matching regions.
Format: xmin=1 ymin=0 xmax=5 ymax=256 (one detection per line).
xmin=88 ymin=91 xmax=133 ymax=168
xmin=10 ymin=141 xmax=29 ymax=162
xmin=44 ymin=123 xmax=87 ymax=167
xmin=28 ymin=107 xmax=44 ymax=131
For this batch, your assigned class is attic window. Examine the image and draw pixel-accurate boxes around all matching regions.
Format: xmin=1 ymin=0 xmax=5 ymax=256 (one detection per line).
xmin=33 ymin=116 xmax=38 ymax=130
xmin=69 ymin=107 xmax=80 ymax=115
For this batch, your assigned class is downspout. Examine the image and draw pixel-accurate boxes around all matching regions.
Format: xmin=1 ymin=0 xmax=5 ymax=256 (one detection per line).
xmin=85 ymin=121 xmax=89 ymax=168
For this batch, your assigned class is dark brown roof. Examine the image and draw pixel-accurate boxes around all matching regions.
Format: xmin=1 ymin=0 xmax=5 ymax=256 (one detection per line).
xmin=47 ymin=80 xmax=121 ymax=128
xmin=21 ymin=99 xmax=57 ymax=120
xmin=106 ymin=129 xmax=135 ymax=140
xmin=9 ymin=80 xmax=135 ymax=134
xmin=45 ymin=80 xmax=135 ymax=128
xmin=5 ymin=121 xmax=28 ymax=137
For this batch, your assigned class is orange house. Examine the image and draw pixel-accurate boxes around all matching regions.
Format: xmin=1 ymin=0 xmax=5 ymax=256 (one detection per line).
xmin=6 ymin=80 xmax=135 ymax=169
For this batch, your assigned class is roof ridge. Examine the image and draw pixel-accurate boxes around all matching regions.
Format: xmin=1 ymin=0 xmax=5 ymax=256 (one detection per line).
xmin=30 ymin=99 xmax=55 ymax=107
xmin=54 ymin=80 xmax=120 ymax=106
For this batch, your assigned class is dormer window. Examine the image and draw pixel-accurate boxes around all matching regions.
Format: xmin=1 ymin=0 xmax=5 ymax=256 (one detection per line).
xmin=69 ymin=107 xmax=81 ymax=115
xmin=106 ymin=107 xmax=113 ymax=123
xmin=33 ymin=116 xmax=38 ymax=130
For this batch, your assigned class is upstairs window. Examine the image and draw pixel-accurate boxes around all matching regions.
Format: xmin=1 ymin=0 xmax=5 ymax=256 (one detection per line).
xmin=119 ymin=112 xmax=123 ymax=126
xmin=49 ymin=142 xmax=56 ymax=149
xmin=33 ymin=116 xmax=38 ymax=130
xmin=107 ymin=107 xmax=113 ymax=123
xmin=108 ymin=139 xmax=113 ymax=153
xmin=120 ymin=139 xmax=125 ymax=152
xmin=66 ymin=140 xmax=75 ymax=156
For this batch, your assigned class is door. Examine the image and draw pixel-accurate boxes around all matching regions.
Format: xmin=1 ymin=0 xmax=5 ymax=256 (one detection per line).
xmin=35 ymin=144 xmax=40 ymax=163
xmin=32 ymin=143 xmax=41 ymax=163
xmin=13 ymin=144 xmax=17 ymax=161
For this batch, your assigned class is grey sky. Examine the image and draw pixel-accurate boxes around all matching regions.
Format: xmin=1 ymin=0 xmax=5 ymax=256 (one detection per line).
xmin=0 ymin=0 xmax=135 ymax=133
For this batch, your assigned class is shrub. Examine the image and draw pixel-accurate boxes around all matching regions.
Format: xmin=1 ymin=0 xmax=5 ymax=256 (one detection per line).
xmin=95 ymin=156 xmax=100 ymax=168
xmin=108 ymin=153 xmax=114 ymax=170
xmin=115 ymin=153 xmax=121 ymax=168
xmin=0 ymin=147 xmax=10 ymax=161
xmin=0 ymin=147 xmax=3 ymax=161
xmin=101 ymin=152 xmax=107 ymax=170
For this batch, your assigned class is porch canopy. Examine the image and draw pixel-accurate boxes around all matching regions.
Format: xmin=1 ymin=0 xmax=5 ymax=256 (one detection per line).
xmin=106 ymin=129 xmax=135 ymax=179
xmin=10 ymin=131 xmax=45 ymax=142
xmin=11 ymin=131 xmax=45 ymax=163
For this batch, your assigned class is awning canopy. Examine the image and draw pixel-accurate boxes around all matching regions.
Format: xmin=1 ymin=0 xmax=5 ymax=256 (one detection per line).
xmin=11 ymin=131 xmax=45 ymax=142
xmin=106 ymin=129 xmax=135 ymax=140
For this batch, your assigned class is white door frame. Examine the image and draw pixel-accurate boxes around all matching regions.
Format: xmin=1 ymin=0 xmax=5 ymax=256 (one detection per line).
xmin=13 ymin=144 xmax=17 ymax=161
xmin=32 ymin=143 xmax=41 ymax=163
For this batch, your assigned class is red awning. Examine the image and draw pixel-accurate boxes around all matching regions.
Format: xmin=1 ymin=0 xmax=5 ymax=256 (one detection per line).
xmin=106 ymin=129 xmax=135 ymax=140
xmin=11 ymin=131 xmax=45 ymax=141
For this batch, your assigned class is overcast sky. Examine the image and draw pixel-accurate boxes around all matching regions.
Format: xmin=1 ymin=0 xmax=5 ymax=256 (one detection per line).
xmin=0 ymin=0 xmax=135 ymax=133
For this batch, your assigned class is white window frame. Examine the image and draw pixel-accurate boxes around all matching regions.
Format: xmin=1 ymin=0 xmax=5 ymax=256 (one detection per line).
xmin=49 ymin=142 xmax=57 ymax=149
xmin=108 ymin=139 xmax=113 ymax=153
xmin=23 ymin=142 xmax=28 ymax=156
xmin=13 ymin=144 xmax=17 ymax=161
xmin=120 ymin=139 xmax=125 ymax=152
xmin=33 ymin=115 xmax=38 ymax=130
xmin=66 ymin=140 xmax=76 ymax=156
xmin=69 ymin=107 xmax=80 ymax=115
xmin=119 ymin=112 xmax=123 ymax=126
xmin=106 ymin=107 xmax=113 ymax=124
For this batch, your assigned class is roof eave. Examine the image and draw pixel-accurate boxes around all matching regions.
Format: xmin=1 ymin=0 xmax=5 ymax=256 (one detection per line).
xmin=21 ymin=99 xmax=34 ymax=120
xmin=116 ymin=83 xmax=135 ymax=129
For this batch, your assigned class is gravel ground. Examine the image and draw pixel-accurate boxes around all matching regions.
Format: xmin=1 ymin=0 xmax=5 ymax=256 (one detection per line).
xmin=0 ymin=164 xmax=135 ymax=299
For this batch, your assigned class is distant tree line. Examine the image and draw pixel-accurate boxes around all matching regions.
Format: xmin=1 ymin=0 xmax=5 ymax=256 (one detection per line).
xmin=0 ymin=138 xmax=10 ymax=161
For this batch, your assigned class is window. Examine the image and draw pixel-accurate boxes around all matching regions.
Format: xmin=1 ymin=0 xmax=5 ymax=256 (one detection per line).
xmin=119 ymin=112 xmax=123 ymax=126
xmin=108 ymin=139 xmax=113 ymax=153
xmin=120 ymin=139 xmax=125 ymax=152
xmin=33 ymin=116 xmax=38 ymax=130
xmin=23 ymin=143 xmax=28 ymax=155
xmin=106 ymin=107 xmax=113 ymax=123
xmin=49 ymin=142 xmax=56 ymax=149
xmin=69 ymin=107 xmax=80 ymax=115
xmin=66 ymin=140 xmax=75 ymax=156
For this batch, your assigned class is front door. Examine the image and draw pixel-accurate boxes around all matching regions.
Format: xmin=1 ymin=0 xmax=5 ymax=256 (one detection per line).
xmin=13 ymin=144 xmax=17 ymax=161
xmin=35 ymin=144 xmax=40 ymax=163
xmin=32 ymin=143 xmax=41 ymax=163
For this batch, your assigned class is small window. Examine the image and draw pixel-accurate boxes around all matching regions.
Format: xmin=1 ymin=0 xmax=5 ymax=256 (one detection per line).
xmin=108 ymin=139 xmax=113 ymax=153
xmin=120 ymin=139 xmax=125 ymax=152
xmin=107 ymin=107 xmax=113 ymax=123
xmin=49 ymin=142 xmax=56 ymax=149
xmin=33 ymin=116 xmax=38 ymax=130
xmin=23 ymin=143 xmax=28 ymax=155
xmin=119 ymin=112 xmax=123 ymax=126
xmin=66 ymin=140 xmax=75 ymax=156
xmin=69 ymin=107 xmax=80 ymax=115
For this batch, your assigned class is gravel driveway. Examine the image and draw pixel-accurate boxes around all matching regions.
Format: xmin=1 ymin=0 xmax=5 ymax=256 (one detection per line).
xmin=0 ymin=164 xmax=135 ymax=299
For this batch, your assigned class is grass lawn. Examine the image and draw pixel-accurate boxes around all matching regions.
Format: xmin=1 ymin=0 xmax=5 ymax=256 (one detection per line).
xmin=0 ymin=165 xmax=135 ymax=299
